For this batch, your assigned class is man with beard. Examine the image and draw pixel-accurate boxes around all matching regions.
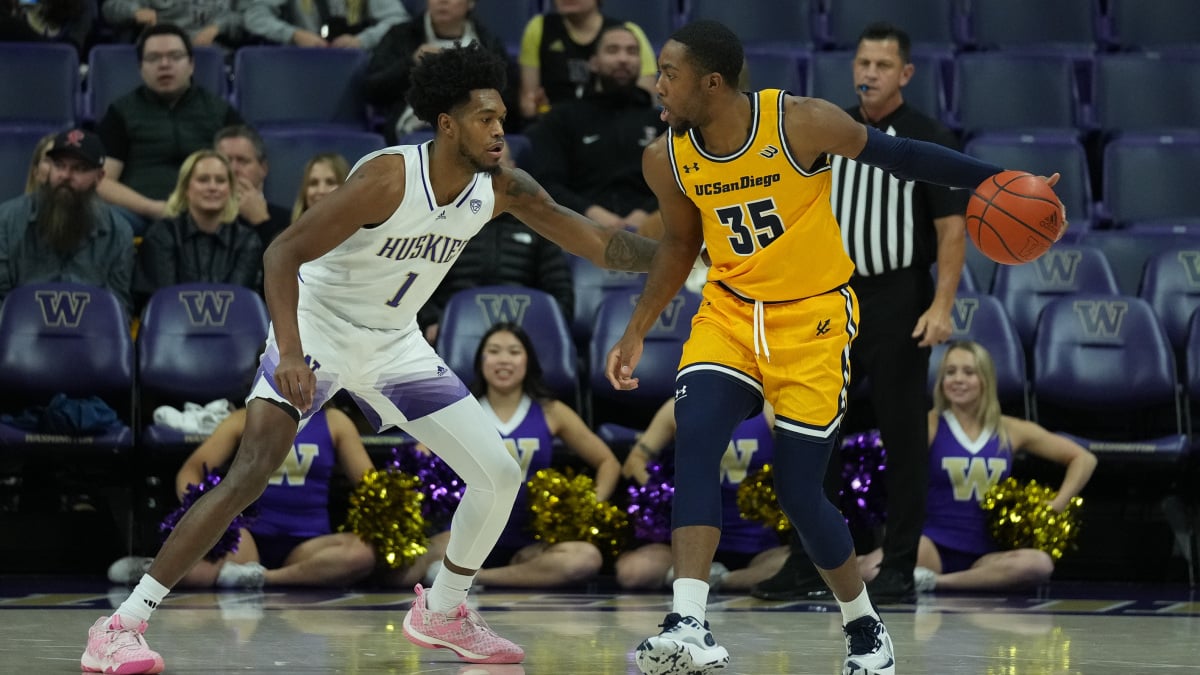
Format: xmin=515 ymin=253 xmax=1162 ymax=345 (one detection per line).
xmin=0 ymin=129 xmax=135 ymax=313
xmin=527 ymin=24 xmax=667 ymax=234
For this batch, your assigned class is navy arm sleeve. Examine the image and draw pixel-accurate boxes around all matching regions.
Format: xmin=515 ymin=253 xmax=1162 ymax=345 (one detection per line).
xmin=855 ymin=126 xmax=1004 ymax=190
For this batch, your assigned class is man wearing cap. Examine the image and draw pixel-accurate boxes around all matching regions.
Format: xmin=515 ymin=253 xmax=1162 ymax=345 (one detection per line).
xmin=0 ymin=129 xmax=135 ymax=313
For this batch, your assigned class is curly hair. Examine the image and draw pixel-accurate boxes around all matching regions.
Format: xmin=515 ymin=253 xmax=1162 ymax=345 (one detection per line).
xmin=406 ymin=42 xmax=509 ymax=126
xmin=670 ymin=20 xmax=744 ymax=87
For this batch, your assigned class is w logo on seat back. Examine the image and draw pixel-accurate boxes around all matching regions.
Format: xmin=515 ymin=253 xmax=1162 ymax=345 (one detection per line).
xmin=35 ymin=291 xmax=91 ymax=327
xmin=1072 ymin=300 xmax=1128 ymax=339
xmin=1177 ymin=251 xmax=1200 ymax=287
xmin=638 ymin=294 xmax=688 ymax=333
xmin=178 ymin=290 xmax=236 ymax=326
xmin=474 ymin=294 xmax=532 ymax=325
xmin=950 ymin=297 xmax=980 ymax=335
xmin=1033 ymin=250 xmax=1082 ymax=287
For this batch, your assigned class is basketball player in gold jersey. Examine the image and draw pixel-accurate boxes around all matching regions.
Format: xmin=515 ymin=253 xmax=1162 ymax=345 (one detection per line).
xmin=605 ymin=20 xmax=1062 ymax=675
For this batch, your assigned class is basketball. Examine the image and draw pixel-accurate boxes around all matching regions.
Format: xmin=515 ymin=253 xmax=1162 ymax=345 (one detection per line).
xmin=966 ymin=171 xmax=1065 ymax=265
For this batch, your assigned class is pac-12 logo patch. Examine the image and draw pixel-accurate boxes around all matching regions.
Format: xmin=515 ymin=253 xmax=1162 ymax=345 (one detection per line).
xmin=469 ymin=199 xmax=482 ymax=214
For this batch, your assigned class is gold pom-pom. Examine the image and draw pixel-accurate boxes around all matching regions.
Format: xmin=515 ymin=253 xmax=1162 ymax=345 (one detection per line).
xmin=340 ymin=468 xmax=429 ymax=569
xmin=736 ymin=464 xmax=791 ymax=537
xmin=527 ymin=468 xmax=630 ymax=560
xmin=981 ymin=477 xmax=1082 ymax=560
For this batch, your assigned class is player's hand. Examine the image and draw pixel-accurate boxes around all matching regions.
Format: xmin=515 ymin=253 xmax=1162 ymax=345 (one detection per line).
xmin=274 ymin=353 xmax=316 ymax=413
xmin=912 ymin=305 xmax=952 ymax=347
xmin=605 ymin=334 xmax=644 ymax=390
xmin=1036 ymin=173 xmax=1068 ymax=241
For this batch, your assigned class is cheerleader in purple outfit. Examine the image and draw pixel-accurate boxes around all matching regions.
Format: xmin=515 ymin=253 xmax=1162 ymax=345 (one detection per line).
xmin=616 ymin=398 xmax=790 ymax=592
xmin=859 ymin=340 xmax=1096 ymax=592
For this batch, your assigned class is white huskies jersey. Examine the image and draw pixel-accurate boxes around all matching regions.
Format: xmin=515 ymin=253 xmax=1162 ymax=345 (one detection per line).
xmin=297 ymin=142 xmax=497 ymax=330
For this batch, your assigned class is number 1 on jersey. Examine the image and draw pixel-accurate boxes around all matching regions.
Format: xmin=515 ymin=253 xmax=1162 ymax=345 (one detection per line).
xmin=385 ymin=272 xmax=418 ymax=307
xmin=716 ymin=197 xmax=785 ymax=256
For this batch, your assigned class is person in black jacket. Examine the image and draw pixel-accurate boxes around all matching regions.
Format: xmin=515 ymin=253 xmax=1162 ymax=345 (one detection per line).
xmin=526 ymin=24 xmax=666 ymax=232
xmin=418 ymin=145 xmax=574 ymax=345
xmin=364 ymin=0 xmax=520 ymax=141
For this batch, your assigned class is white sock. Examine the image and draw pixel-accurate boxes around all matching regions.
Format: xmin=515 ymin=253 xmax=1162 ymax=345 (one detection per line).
xmin=427 ymin=563 xmax=475 ymax=614
xmin=838 ymin=584 xmax=879 ymax=624
xmin=115 ymin=574 xmax=170 ymax=625
xmin=671 ymin=578 xmax=710 ymax=622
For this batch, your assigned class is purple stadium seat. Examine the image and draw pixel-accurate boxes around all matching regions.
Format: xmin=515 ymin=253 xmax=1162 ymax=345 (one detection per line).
xmin=926 ymin=292 xmax=1027 ymax=416
xmin=259 ymin=128 xmax=386 ymax=210
xmin=807 ymin=49 xmax=947 ymax=123
xmin=85 ymin=45 xmax=227 ymax=123
xmin=1081 ymin=230 xmax=1200 ymax=296
xmin=600 ymin=0 xmax=679 ymax=46
xmin=744 ymin=51 xmax=807 ymax=94
xmin=962 ymin=0 xmax=1099 ymax=53
xmin=0 ymin=128 xmax=56 ymax=203
xmin=952 ymin=52 xmax=1081 ymax=134
xmin=1094 ymin=53 xmax=1200 ymax=135
xmin=567 ymin=254 xmax=644 ymax=348
xmin=233 ymin=47 xmax=369 ymax=130
xmin=0 ymin=283 xmax=133 ymax=450
xmin=965 ymin=132 xmax=1094 ymax=226
xmin=687 ymin=0 xmax=814 ymax=52
xmin=1101 ymin=133 xmax=1200 ymax=228
xmin=1106 ymin=0 xmax=1200 ymax=52
xmin=471 ymin=0 xmax=540 ymax=50
xmin=1033 ymin=293 xmax=1185 ymax=452
xmin=1139 ymin=249 xmax=1200 ymax=360
xmin=137 ymin=283 xmax=268 ymax=449
xmin=818 ymin=0 xmax=960 ymax=50
xmin=992 ymin=243 xmax=1119 ymax=350
xmin=588 ymin=287 xmax=700 ymax=428
xmin=0 ymin=43 xmax=78 ymax=130
xmin=929 ymin=262 xmax=977 ymax=293
xmin=435 ymin=285 xmax=578 ymax=407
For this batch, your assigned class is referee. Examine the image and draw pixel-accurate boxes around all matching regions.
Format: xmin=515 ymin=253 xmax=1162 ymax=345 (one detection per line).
xmin=753 ymin=22 xmax=966 ymax=603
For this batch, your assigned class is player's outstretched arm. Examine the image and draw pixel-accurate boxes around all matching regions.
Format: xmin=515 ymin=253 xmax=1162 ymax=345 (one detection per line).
xmin=262 ymin=154 xmax=406 ymax=411
xmin=784 ymin=96 xmax=1058 ymax=191
xmin=494 ymin=166 xmax=659 ymax=272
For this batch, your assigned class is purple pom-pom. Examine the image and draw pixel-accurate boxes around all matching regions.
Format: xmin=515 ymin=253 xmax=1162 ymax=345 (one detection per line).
xmin=391 ymin=445 xmax=465 ymax=533
xmin=626 ymin=456 xmax=675 ymax=543
xmin=838 ymin=430 xmax=888 ymax=532
xmin=159 ymin=468 xmax=257 ymax=562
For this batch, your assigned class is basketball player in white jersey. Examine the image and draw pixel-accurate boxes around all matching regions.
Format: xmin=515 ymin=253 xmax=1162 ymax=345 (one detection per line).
xmin=82 ymin=43 xmax=659 ymax=674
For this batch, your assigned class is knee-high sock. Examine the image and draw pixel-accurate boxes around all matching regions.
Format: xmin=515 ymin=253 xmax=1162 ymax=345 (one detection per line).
xmin=773 ymin=429 xmax=854 ymax=570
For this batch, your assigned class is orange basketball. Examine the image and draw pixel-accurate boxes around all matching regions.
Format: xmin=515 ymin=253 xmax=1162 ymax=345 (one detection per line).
xmin=966 ymin=170 xmax=1065 ymax=265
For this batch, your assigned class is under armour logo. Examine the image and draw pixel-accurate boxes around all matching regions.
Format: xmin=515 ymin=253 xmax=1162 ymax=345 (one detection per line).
xmin=759 ymin=144 xmax=779 ymax=158
xmin=675 ymin=385 xmax=688 ymax=400
xmin=681 ymin=162 xmax=700 ymax=174
xmin=816 ymin=318 xmax=831 ymax=336
xmin=436 ymin=210 xmax=447 ymax=220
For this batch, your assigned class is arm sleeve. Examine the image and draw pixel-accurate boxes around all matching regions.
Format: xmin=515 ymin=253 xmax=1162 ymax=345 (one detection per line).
xmin=518 ymin=15 xmax=544 ymax=69
xmin=356 ymin=0 xmax=409 ymax=50
xmin=133 ymin=221 xmax=176 ymax=307
xmin=623 ymin=22 xmax=657 ymax=77
xmin=527 ymin=112 xmax=592 ymax=214
xmin=854 ymin=126 xmax=1003 ymax=190
xmin=217 ymin=9 xmax=243 ymax=37
xmin=96 ymin=107 xmax=131 ymax=164
xmin=228 ymin=229 xmax=265 ymax=294
xmin=363 ymin=22 xmax=418 ymax=105
xmin=242 ymin=0 xmax=298 ymax=44
xmin=101 ymin=0 xmax=139 ymax=24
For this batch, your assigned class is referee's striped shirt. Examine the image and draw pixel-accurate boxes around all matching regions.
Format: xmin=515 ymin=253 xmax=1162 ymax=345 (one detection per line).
xmin=829 ymin=104 xmax=967 ymax=277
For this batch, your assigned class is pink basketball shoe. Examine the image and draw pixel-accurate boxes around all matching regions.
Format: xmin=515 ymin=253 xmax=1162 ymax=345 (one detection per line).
xmin=402 ymin=584 xmax=524 ymax=664
xmin=81 ymin=615 xmax=165 ymax=674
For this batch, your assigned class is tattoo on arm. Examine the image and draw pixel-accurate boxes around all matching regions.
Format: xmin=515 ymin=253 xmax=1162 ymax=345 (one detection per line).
xmin=604 ymin=229 xmax=658 ymax=272
xmin=504 ymin=169 xmax=542 ymax=199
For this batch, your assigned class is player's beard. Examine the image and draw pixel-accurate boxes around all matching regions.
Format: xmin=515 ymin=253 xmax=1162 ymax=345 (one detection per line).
xmin=35 ymin=182 xmax=95 ymax=257
xmin=458 ymin=138 xmax=501 ymax=176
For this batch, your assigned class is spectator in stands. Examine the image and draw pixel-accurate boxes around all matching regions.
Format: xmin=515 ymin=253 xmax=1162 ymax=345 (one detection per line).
xmin=365 ymin=0 xmax=519 ymax=141
xmin=243 ymin=0 xmax=409 ymax=50
xmin=0 ymin=129 xmax=135 ymax=312
xmin=856 ymin=341 xmax=1097 ymax=593
xmin=517 ymin=0 xmax=656 ymax=121
xmin=616 ymin=398 xmax=789 ymax=592
xmin=102 ymin=0 xmax=243 ymax=47
xmin=0 ymin=0 xmax=92 ymax=55
xmin=415 ymin=322 xmax=619 ymax=589
xmin=23 ymin=133 xmax=56 ymax=195
xmin=418 ymin=144 xmax=573 ymax=345
xmin=133 ymin=150 xmax=262 ymax=306
xmin=96 ymin=24 xmax=243 ymax=223
xmin=527 ymin=24 xmax=665 ymax=232
xmin=214 ymin=125 xmax=292 ymax=247
xmin=290 ymin=153 xmax=349 ymax=225
xmin=107 ymin=405 xmax=380 ymax=589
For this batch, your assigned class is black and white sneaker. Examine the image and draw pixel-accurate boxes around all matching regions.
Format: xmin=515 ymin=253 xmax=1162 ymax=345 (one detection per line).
xmin=843 ymin=614 xmax=896 ymax=675
xmin=635 ymin=613 xmax=730 ymax=675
